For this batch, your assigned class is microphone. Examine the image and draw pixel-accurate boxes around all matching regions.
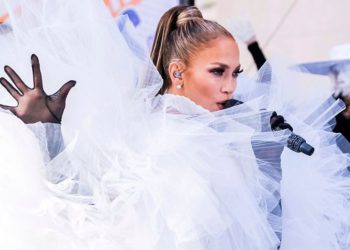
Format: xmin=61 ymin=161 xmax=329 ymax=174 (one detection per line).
xmin=223 ymin=99 xmax=243 ymax=108
xmin=224 ymin=100 xmax=315 ymax=156
xmin=286 ymin=133 xmax=314 ymax=156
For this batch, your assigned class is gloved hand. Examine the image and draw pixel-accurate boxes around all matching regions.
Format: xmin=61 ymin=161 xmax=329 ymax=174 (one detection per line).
xmin=0 ymin=54 xmax=76 ymax=124
xmin=333 ymin=65 xmax=350 ymax=98
xmin=270 ymin=111 xmax=293 ymax=131
xmin=271 ymin=111 xmax=315 ymax=156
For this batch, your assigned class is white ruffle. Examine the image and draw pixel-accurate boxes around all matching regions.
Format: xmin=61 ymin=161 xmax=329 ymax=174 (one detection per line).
xmin=0 ymin=0 xmax=349 ymax=249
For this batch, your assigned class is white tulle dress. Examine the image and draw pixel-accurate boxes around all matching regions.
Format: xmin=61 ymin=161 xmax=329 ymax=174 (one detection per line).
xmin=0 ymin=1 xmax=349 ymax=249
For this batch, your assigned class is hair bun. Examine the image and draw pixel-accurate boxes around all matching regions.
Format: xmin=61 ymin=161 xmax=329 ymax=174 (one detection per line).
xmin=176 ymin=6 xmax=203 ymax=27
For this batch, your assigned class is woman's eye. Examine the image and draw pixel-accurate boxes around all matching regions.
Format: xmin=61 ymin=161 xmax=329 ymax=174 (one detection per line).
xmin=233 ymin=69 xmax=243 ymax=78
xmin=210 ymin=68 xmax=225 ymax=76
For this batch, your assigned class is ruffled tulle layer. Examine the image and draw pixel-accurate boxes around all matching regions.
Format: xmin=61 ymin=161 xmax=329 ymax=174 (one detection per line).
xmin=0 ymin=0 xmax=349 ymax=249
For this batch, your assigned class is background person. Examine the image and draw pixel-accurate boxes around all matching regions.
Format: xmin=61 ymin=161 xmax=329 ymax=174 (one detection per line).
xmin=297 ymin=44 xmax=350 ymax=145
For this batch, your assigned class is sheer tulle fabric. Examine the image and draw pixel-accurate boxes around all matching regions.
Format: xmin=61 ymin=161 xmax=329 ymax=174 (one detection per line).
xmin=0 ymin=0 xmax=349 ymax=249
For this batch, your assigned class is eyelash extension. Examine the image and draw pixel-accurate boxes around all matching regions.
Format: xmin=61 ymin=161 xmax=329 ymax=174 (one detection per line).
xmin=233 ymin=68 xmax=244 ymax=78
xmin=209 ymin=68 xmax=244 ymax=77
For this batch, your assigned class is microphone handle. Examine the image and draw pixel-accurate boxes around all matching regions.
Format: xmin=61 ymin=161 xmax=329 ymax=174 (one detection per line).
xmin=287 ymin=133 xmax=314 ymax=156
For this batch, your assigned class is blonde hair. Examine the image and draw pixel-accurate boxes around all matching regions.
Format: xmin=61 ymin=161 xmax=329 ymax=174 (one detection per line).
xmin=151 ymin=5 xmax=235 ymax=95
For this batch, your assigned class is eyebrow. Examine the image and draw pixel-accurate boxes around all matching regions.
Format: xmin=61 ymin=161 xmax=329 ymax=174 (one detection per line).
xmin=210 ymin=63 xmax=241 ymax=71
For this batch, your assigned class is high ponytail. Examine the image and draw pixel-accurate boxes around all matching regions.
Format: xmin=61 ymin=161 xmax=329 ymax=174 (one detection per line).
xmin=151 ymin=6 xmax=234 ymax=95
xmin=150 ymin=6 xmax=187 ymax=94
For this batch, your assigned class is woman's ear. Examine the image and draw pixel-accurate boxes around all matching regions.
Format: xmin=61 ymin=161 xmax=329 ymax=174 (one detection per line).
xmin=168 ymin=61 xmax=185 ymax=91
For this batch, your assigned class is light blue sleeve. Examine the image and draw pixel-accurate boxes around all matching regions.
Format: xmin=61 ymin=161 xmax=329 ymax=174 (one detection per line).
xmin=27 ymin=122 xmax=65 ymax=161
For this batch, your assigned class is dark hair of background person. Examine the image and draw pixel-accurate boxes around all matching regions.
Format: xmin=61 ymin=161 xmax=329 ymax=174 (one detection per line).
xmin=334 ymin=95 xmax=350 ymax=142
xmin=179 ymin=0 xmax=195 ymax=6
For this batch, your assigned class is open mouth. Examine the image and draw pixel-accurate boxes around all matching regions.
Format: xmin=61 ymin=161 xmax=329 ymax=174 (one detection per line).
xmin=216 ymin=100 xmax=228 ymax=110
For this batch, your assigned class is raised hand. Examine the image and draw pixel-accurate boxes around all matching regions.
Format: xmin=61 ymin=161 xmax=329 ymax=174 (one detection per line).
xmin=270 ymin=111 xmax=293 ymax=131
xmin=0 ymin=54 xmax=76 ymax=124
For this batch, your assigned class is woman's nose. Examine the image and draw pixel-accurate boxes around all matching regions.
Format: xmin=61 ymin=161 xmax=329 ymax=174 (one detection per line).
xmin=221 ymin=79 xmax=237 ymax=95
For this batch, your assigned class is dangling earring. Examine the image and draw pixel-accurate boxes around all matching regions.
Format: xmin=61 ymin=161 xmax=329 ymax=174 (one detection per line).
xmin=174 ymin=71 xmax=183 ymax=89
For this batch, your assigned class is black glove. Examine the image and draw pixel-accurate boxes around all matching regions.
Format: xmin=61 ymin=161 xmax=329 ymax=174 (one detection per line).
xmin=0 ymin=54 xmax=76 ymax=124
xmin=270 ymin=111 xmax=293 ymax=131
